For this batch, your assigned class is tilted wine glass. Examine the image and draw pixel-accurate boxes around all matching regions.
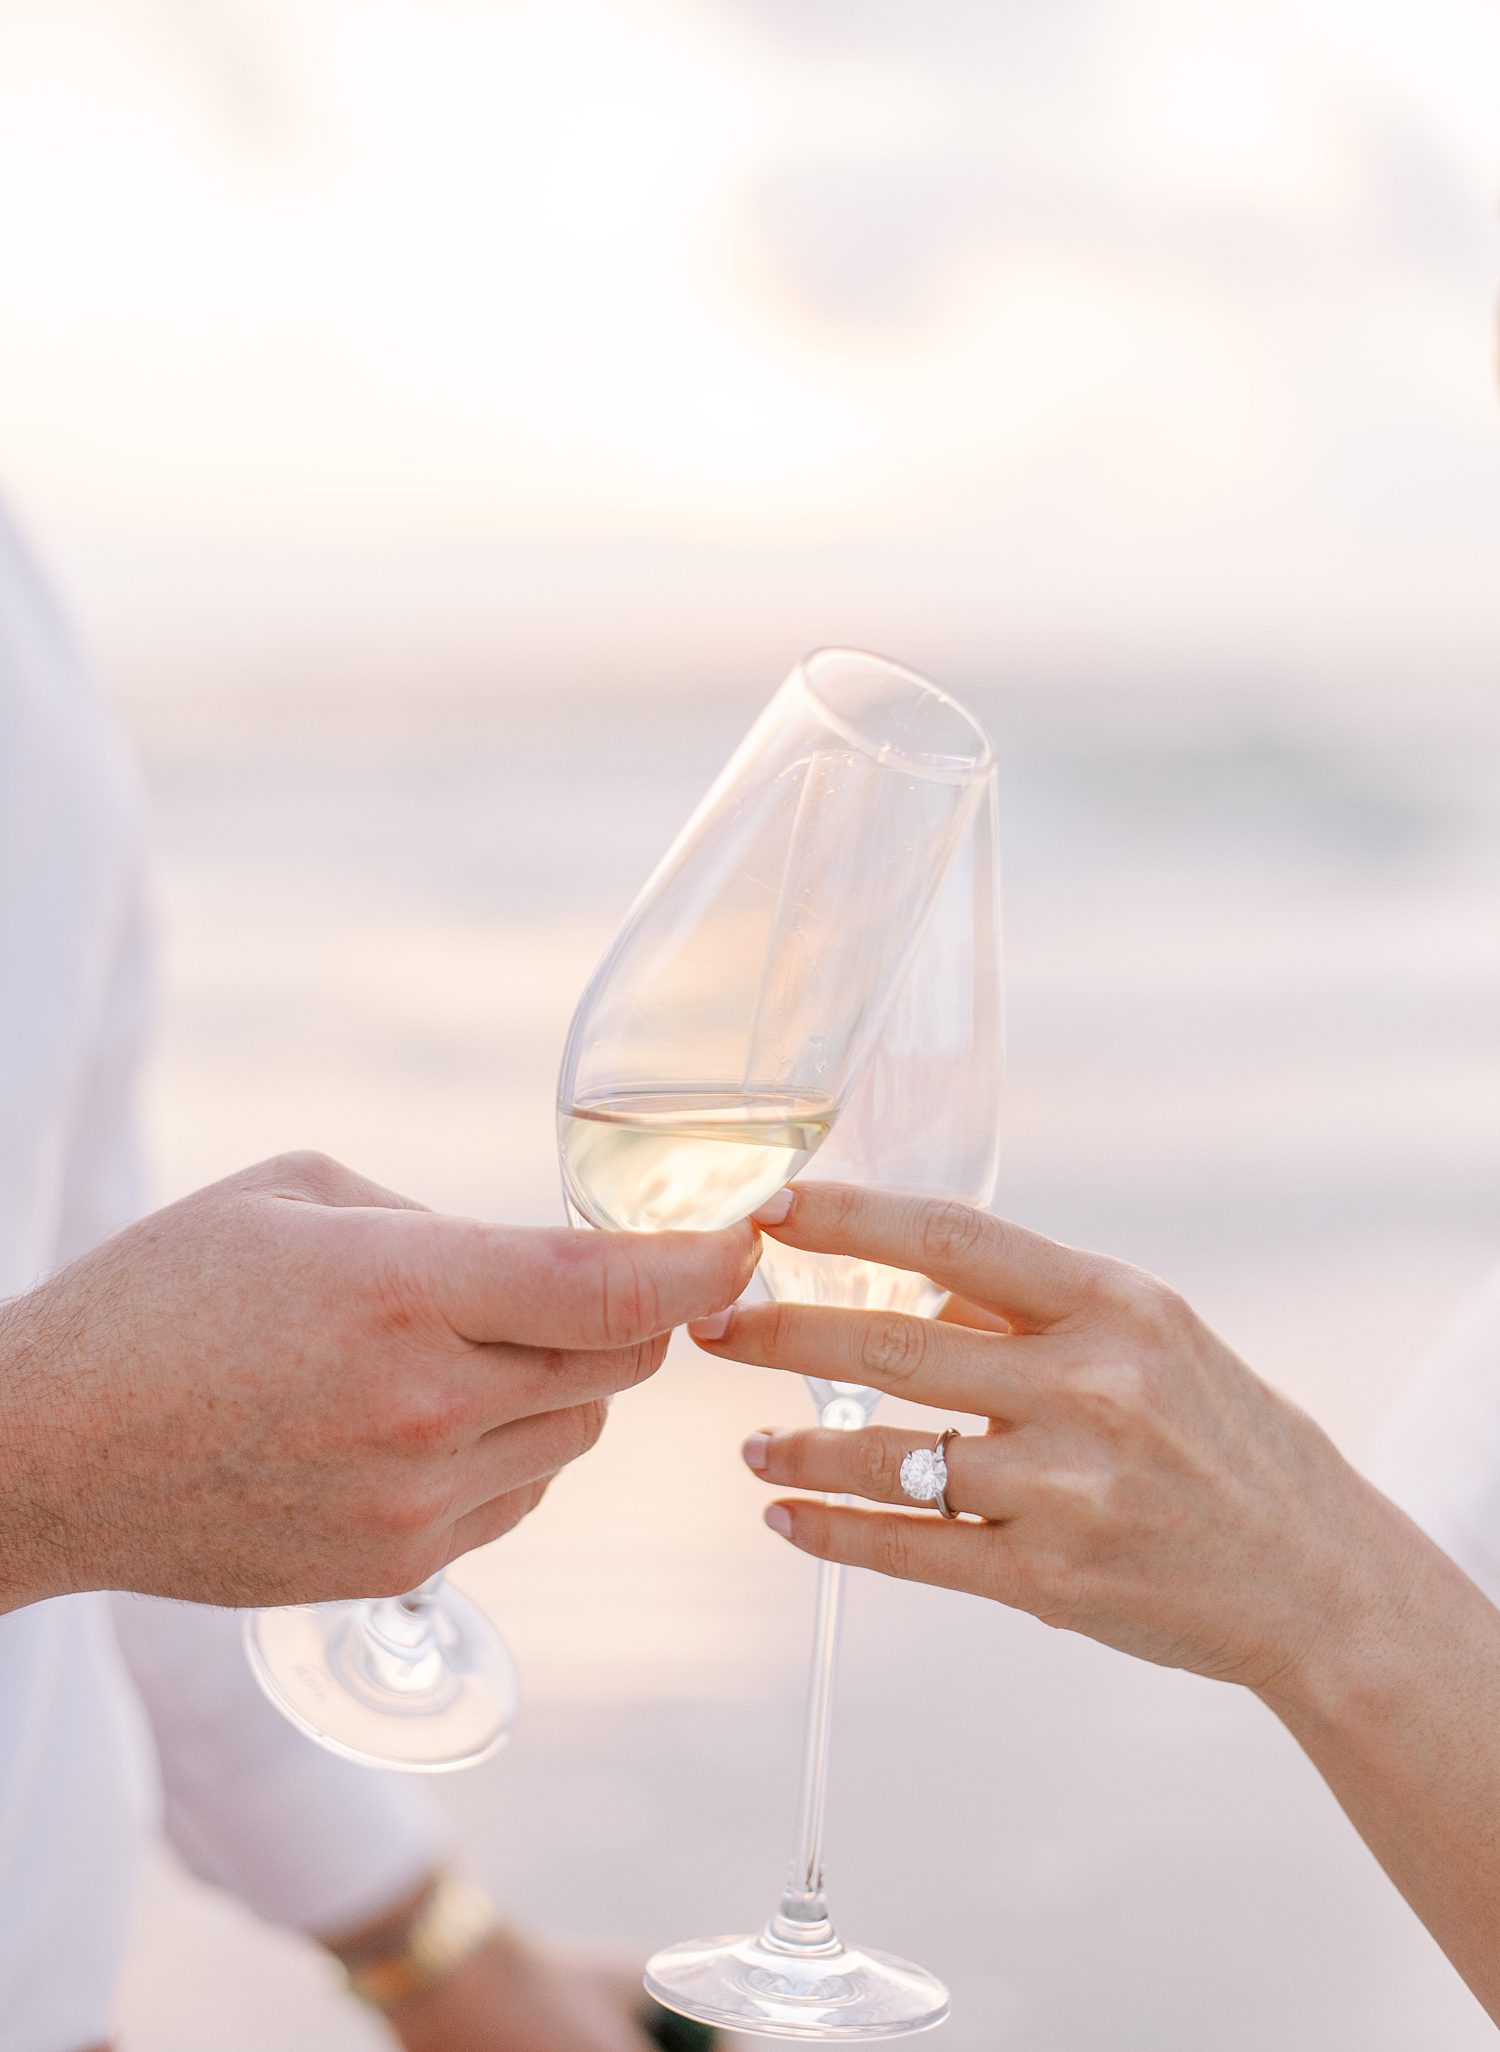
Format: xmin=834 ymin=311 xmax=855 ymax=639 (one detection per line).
xmin=555 ymin=647 xmax=994 ymax=2038
xmin=557 ymin=649 xmax=990 ymax=1240
xmin=643 ymin=768 xmax=1002 ymax=2040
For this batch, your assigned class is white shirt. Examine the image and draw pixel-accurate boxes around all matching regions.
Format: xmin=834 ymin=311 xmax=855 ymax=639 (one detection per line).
xmin=0 ymin=508 xmax=442 ymax=2052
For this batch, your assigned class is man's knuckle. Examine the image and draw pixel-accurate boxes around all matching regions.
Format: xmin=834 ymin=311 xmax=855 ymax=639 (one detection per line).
xmin=375 ymin=1534 xmax=448 ymax=1595
xmin=371 ymin=1480 xmax=442 ymax=1545
xmin=350 ymin=1229 xmax=436 ymax=1340
xmin=616 ymin=1337 xmax=663 ymax=1388
xmin=573 ymin=1398 xmax=609 ymax=1458
xmin=487 ymin=1478 xmax=550 ymax=1544
xmin=597 ymin=1249 xmax=661 ymax=1345
xmin=536 ymin=1401 xmax=608 ymax=1476
xmin=527 ymin=1345 xmax=566 ymax=1386
xmin=269 ymin=1148 xmax=345 ymax=1199
xmin=580 ymin=1339 xmax=655 ymax=1393
xmin=389 ymin=1380 xmax=465 ymax=1454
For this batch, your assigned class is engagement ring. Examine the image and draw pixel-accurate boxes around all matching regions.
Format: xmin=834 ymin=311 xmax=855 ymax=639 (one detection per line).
xmin=899 ymin=1428 xmax=960 ymax=1518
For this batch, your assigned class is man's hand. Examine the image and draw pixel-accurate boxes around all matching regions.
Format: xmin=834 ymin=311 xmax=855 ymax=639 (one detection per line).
xmin=0 ymin=1151 xmax=757 ymax=1612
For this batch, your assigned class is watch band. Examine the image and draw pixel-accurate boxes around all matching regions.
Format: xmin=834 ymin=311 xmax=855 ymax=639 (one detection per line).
xmin=342 ymin=1874 xmax=502 ymax=2013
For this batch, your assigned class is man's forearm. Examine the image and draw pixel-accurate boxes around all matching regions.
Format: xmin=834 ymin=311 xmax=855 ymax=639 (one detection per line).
xmin=0 ymin=1289 xmax=79 ymax=1613
xmin=1259 ymin=1509 xmax=1500 ymax=2022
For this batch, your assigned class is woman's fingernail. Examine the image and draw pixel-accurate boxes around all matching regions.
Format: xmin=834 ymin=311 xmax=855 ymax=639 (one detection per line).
xmin=764 ymin=1503 xmax=794 ymax=1538
xmin=742 ymin=1432 xmax=772 ymax=1472
xmin=753 ymin=1189 xmax=794 ymax=1227
xmin=689 ymin=1310 xmax=732 ymax=1341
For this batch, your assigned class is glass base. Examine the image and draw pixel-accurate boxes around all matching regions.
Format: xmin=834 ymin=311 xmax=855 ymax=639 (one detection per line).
xmin=644 ymin=1912 xmax=950 ymax=2041
xmin=243 ymin=1584 xmax=519 ymax=1772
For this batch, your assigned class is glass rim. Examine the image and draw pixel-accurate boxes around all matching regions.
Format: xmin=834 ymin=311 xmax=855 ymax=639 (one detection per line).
xmin=792 ymin=646 xmax=994 ymax=783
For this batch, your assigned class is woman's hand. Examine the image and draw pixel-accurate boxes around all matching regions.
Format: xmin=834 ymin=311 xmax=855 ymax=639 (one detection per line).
xmin=691 ymin=1183 xmax=1418 ymax=1699
xmin=696 ymin=1183 xmax=1500 ymax=2024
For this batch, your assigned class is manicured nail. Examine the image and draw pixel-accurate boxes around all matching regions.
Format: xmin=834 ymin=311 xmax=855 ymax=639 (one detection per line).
xmin=764 ymin=1503 xmax=794 ymax=1538
xmin=753 ymin=1189 xmax=794 ymax=1227
xmin=689 ymin=1310 xmax=732 ymax=1341
xmin=742 ymin=1432 xmax=772 ymax=1472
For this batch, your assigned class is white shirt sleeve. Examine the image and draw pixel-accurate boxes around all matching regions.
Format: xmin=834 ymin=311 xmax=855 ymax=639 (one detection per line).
xmin=46 ymin=674 xmax=448 ymax=1941
xmin=109 ymin=1594 xmax=447 ymax=1935
xmin=1368 ymin=1260 xmax=1500 ymax=1605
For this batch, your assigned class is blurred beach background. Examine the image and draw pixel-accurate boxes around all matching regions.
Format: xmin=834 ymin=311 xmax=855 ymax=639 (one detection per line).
xmin=2 ymin=1 xmax=1500 ymax=2045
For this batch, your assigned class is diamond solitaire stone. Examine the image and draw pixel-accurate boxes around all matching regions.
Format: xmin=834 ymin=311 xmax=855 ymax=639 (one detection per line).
xmin=899 ymin=1445 xmax=948 ymax=1503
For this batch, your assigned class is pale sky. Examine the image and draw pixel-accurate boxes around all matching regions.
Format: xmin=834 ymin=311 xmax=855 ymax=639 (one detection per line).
xmin=0 ymin=0 xmax=1495 ymax=706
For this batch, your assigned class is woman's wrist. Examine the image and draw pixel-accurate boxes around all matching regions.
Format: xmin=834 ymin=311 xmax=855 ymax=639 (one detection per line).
xmin=1251 ymin=1485 xmax=1448 ymax=1734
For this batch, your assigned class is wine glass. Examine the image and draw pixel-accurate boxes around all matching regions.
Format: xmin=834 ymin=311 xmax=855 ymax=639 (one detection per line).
xmin=243 ymin=1569 xmax=519 ymax=1773
xmin=643 ymin=768 xmax=1002 ymax=2040
xmin=558 ymin=649 xmax=991 ymax=1242
xmin=556 ymin=647 xmax=995 ymax=2037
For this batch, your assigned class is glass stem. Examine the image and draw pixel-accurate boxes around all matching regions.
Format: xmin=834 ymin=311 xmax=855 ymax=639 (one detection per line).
xmin=367 ymin=1572 xmax=445 ymax=1653
xmin=767 ymin=1540 xmax=847 ymax=1952
xmin=767 ymin=1395 xmax=864 ymax=1956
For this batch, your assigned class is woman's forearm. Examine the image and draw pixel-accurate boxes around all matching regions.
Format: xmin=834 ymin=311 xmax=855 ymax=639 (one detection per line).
xmin=1259 ymin=1503 xmax=1500 ymax=2023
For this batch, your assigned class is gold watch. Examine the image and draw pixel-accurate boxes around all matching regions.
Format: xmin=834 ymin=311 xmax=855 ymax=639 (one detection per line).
xmin=341 ymin=1874 xmax=502 ymax=2013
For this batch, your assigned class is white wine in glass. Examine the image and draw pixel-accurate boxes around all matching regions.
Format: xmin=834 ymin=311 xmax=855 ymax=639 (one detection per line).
xmin=559 ymin=1088 xmax=836 ymax=1233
